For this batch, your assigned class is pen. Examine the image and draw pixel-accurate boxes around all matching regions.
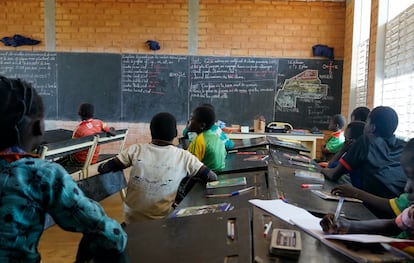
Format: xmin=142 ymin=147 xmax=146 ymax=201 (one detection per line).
xmin=206 ymin=186 xmax=255 ymax=198
xmin=263 ymin=221 xmax=272 ymax=238
xmin=334 ymin=197 xmax=345 ymax=222
xmin=301 ymin=183 xmax=323 ymax=189
xmin=279 ymin=192 xmax=288 ymax=203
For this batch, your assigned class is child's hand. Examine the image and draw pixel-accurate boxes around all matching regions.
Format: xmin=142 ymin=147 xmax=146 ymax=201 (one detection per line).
xmin=331 ymin=184 xmax=360 ymax=199
xmin=107 ymin=127 xmax=116 ymax=136
xmin=320 ymin=213 xmax=350 ymax=234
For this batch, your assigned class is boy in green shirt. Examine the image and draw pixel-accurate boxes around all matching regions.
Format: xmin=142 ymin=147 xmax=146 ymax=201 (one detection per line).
xmin=320 ymin=114 xmax=346 ymax=161
xmin=187 ymin=106 xmax=226 ymax=172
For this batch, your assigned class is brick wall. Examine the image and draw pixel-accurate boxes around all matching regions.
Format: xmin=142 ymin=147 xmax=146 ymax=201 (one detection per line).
xmin=0 ymin=0 xmax=348 ymax=157
xmin=198 ymin=1 xmax=345 ymax=58
xmin=55 ymin=0 xmax=188 ymax=53
xmin=0 ymin=0 xmax=45 ymax=51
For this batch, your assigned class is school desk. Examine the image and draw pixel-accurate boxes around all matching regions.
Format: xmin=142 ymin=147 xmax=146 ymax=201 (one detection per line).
xmin=41 ymin=128 xmax=73 ymax=144
xmin=176 ymin=170 xmax=270 ymax=211
xmin=217 ymin=150 xmax=270 ymax=175
xmin=267 ymin=164 xmax=377 ymax=221
xmin=227 ymin=132 xmax=324 ymax=159
xmin=124 ymin=208 xmax=252 ymax=263
xmin=252 ymin=206 xmax=354 ymax=263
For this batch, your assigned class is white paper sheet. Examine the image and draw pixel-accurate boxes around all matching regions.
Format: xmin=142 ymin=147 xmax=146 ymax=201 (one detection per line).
xmin=249 ymin=199 xmax=414 ymax=244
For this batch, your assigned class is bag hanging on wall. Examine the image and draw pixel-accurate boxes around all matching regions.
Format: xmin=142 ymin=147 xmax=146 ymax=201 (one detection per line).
xmin=312 ymin=44 xmax=334 ymax=60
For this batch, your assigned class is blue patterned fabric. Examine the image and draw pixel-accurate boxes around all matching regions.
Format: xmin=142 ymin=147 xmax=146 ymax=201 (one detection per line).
xmin=0 ymin=156 xmax=126 ymax=262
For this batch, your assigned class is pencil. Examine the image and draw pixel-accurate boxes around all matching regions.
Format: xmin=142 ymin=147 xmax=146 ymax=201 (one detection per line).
xmin=206 ymin=186 xmax=255 ymax=198
xmin=334 ymin=197 xmax=345 ymax=222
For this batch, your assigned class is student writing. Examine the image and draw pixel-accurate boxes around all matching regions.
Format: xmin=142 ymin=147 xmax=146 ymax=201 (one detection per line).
xmin=320 ymin=138 xmax=414 ymax=255
xmin=0 ymin=76 xmax=126 ymax=262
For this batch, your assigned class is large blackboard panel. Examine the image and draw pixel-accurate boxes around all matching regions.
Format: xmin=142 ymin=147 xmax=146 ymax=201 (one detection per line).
xmin=121 ymin=54 xmax=189 ymax=123
xmin=274 ymin=59 xmax=343 ymax=129
xmin=57 ymin=52 xmax=121 ymax=121
xmin=0 ymin=51 xmax=58 ymax=119
xmin=189 ymin=57 xmax=278 ymax=126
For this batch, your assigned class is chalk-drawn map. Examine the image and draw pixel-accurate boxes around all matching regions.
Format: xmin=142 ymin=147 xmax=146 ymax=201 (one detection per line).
xmin=275 ymin=70 xmax=328 ymax=108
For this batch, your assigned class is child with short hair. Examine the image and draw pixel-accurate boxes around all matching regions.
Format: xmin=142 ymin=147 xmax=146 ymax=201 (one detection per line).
xmin=320 ymin=114 xmax=346 ymax=161
xmin=182 ymin=103 xmax=234 ymax=150
xmin=72 ymin=103 xmax=114 ymax=164
xmin=187 ymin=106 xmax=227 ymax=172
xmin=0 ymin=76 xmax=126 ymax=262
xmin=327 ymin=121 xmax=366 ymax=187
xmin=351 ymin=106 xmax=370 ymax=122
xmin=322 ymin=106 xmax=406 ymax=198
xmin=320 ymin=138 xmax=414 ymax=255
xmin=98 ymin=112 xmax=218 ymax=224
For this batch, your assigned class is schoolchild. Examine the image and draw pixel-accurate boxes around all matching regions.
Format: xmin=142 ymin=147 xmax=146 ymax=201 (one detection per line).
xmin=0 ymin=76 xmax=126 ymax=262
xmin=322 ymin=106 xmax=406 ymax=198
xmin=351 ymin=106 xmax=370 ymax=122
xmin=327 ymin=121 xmax=366 ymax=188
xmin=98 ymin=112 xmax=218 ymax=223
xmin=320 ymin=114 xmax=346 ymax=161
xmin=183 ymin=103 xmax=234 ymax=150
xmin=320 ymin=138 xmax=414 ymax=255
xmin=186 ymin=106 xmax=227 ymax=171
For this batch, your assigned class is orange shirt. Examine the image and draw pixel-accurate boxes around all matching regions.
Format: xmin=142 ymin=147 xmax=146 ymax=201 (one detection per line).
xmin=72 ymin=118 xmax=110 ymax=164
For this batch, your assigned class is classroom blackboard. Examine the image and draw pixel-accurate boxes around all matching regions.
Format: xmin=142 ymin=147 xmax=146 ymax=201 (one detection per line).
xmin=0 ymin=51 xmax=58 ymax=119
xmin=189 ymin=56 xmax=278 ymax=126
xmin=57 ymin=52 xmax=122 ymax=121
xmin=0 ymin=51 xmax=342 ymax=129
xmin=121 ymin=54 xmax=189 ymax=123
xmin=275 ymin=59 xmax=343 ymax=129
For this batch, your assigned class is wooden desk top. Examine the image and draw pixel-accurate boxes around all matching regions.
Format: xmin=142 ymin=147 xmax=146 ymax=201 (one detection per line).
xmin=125 ymin=208 xmax=252 ymax=263
xmin=177 ymin=170 xmax=269 ymax=211
xmin=267 ymin=164 xmax=377 ymax=221
xmin=217 ymin=151 xmax=269 ymax=175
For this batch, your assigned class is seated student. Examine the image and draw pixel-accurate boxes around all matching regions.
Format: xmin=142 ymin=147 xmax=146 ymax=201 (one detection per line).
xmin=320 ymin=138 xmax=414 ymax=255
xmin=182 ymin=103 xmax=234 ymax=151
xmin=319 ymin=114 xmax=346 ymax=162
xmin=186 ymin=106 xmax=227 ymax=172
xmin=98 ymin=112 xmax=218 ymax=224
xmin=350 ymin=106 xmax=370 ymax=122
xmin=57 ymin=103 xmax=115 ymax=166
xmin=73 ymin=103 xmax=114 ymax=164
xmin=0 ymin=76 xmax=126 ymax=262
xmin=322 ymin=106 xmax=406 ymax=198
xmin=327 ymin=121 xmax=366 ymax=188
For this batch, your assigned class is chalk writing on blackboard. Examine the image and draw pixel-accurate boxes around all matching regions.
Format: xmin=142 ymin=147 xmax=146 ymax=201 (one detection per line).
xmin=0 ymin=51 xmax=57 ymax=97
xmin=189 ymin=57 xmax=277 ymax=100
xmin=121 ymin=54 xmax=187 ymax=94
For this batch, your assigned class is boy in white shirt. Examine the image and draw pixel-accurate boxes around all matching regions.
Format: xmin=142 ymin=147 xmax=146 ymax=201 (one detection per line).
xmin=98 ymin=112 xmax=217 ymax=223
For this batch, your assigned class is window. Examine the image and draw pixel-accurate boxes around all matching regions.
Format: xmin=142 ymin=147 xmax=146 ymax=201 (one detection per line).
xmin=349 ymin=0 xmax=371 ymax=112
xmin=375 ymin=2 xmax=414 ymax=140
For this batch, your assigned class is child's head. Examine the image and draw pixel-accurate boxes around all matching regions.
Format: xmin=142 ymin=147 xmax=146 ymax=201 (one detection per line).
xmin=401 ymin=138 xmax=414 ymax=203
xmin=0 ymin=76 xmax=45 ymax=151
xmin=344 ymin=121 xmax=365 ymax=142
xmin=78 ymin=103 xmax=94 ymax=120
xmin=187 ymin=106 xmax=216 ymax=133
xmin=364 ymin=106 xmax=398 ymax=138
xmin=328 ymin=114 xmax=346 ymax=132
xmin=150 ymin=112 xmax=177 ymax=141
xmin=351 ymin=107 xmax=370 ymax=122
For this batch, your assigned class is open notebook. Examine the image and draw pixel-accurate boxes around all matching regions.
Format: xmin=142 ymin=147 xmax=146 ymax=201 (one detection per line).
xmin=249 ymin=199 xmax=414 ymax=262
